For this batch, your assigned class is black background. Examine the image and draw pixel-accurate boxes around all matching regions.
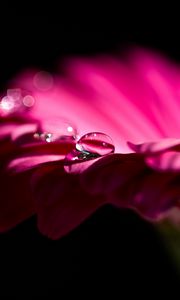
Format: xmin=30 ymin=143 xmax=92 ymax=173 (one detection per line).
xmin=0 ymin=13 xmax=180 ymax=297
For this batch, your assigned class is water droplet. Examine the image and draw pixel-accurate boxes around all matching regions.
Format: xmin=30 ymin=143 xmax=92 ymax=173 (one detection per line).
xmin=64 ymin=132 xmax=115 ymax=174
xmin=34 ymin=117 xmax=78 ymax=143
xmin=0 ymin=88 xmax=35 ymax=116
xmin=76 ymin=132 xmax=115 ymax=156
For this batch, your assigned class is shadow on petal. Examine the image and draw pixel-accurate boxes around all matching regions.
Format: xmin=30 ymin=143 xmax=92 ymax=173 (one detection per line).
xmin=0 ymin=170 xmax=35 ymax=232
xmin=31 ymin=164 xmax=106 ymax=239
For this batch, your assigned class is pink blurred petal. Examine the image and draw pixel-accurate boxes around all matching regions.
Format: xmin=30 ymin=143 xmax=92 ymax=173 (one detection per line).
xmin=19 ymin=141 xmax=75 ymax=156
xmin=0 ymin=123 xmax=18 ymax=140
xmin=131 ymin=48 xmax=180 ymax=137
xmin=128 ymin=138 xmax=180 ymax=154
xmin=7 ymin=155 xmax=64 ymax=172
xmin=11 ymin=123 xmax=39 ymax=142
xmin=6 ymin=141 xmax=75 ymax=172
xmin=146 ymin=151 xmax=180 ymax=171
xmin=64 ymin=58 xmax=162 ymax=150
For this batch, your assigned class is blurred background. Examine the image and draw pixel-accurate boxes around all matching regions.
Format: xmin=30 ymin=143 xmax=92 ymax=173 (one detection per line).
xmin=0 ymin=13 xmax=180 ymax=297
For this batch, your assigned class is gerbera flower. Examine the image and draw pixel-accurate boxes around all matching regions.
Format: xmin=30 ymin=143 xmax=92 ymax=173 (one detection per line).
xmin=0 ymin=48 xmax=179 ymax=239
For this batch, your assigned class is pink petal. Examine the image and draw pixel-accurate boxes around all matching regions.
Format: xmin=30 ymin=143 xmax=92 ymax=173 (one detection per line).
xmin=0 ymin=170 xmax=35 ymax=232
xmin=7 ymin=155 xmax=64 ymax=172
xmin=128 ymin=138 xmax=180 ymax=154
xmin=0 ymin=123 xmax=18 ymax=140
xmin=32 ymin=165 xmax=106 ymax=239
xmin=130 ymin=172 xmax=180 ymax=220
xmin=7 ymin=141 xmax=75 ymax=172
xmin=1 ymin=48 xmax=179 ymax=236
xmin=131 ymin=48 xmax=180 ymax=137
xmin=81 ymin=153 xmax=145 ymax=197
xmin=81 ymin=153 xmax=179 ymax=220
xmin=64 ymin=58 xmax=162 ymax=150
xmin=11 ymin=123 xmax=39 ymax=143
xmin=146 ymin=151 xmax=180 ymax=171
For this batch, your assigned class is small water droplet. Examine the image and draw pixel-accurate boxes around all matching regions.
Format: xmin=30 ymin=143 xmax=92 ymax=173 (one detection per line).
xmin=34 ymin=117 xmax=78 ymax=143
xmin=76 ymin=132 xmax=115 ymax=156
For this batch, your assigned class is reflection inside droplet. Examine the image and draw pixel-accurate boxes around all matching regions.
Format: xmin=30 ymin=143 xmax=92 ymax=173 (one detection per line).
xmin=34 ymin=117 xmax=78 ymax=143
xmin=76 ymin=132 xmax=115 ymax=155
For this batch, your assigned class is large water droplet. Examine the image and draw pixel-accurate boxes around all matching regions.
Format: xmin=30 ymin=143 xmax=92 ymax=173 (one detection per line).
xmin=64 ymin=132 xmax=115 ymax=174
xmin=34 ymin=117 xmax=78 ymax=143
xmin=0 ymin=89 xmax=35 ymax=116
xmin=76 ymin=132 xmax=115 ymax=156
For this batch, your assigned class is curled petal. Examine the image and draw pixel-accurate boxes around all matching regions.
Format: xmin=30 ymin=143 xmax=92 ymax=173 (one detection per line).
xmin=128 ymin=138 xmax=180 ymax=154
xmin=146 ymin=151 xmax=180 ymax=171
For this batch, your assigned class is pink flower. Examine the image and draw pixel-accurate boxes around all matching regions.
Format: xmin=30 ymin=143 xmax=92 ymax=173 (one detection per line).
xmin=0 ymin=48 xmax=180 ymax=239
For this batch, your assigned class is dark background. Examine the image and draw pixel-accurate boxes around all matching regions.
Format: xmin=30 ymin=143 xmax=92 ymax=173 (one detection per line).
xmin=0 ymin=14 xmax=180 ymax=297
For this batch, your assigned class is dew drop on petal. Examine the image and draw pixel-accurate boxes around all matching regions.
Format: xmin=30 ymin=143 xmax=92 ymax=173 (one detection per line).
xmin=76 ymin=132 xmax=115 ymax=156
xmin=64 ymin=132 xmax=115 ymax=174
xmin=34 ymin=117 xmax=78 ymax=143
